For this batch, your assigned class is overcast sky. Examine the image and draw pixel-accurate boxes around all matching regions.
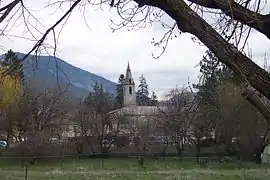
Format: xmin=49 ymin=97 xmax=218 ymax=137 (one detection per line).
xmin=1 ymin=0 xmax=270 ymax=98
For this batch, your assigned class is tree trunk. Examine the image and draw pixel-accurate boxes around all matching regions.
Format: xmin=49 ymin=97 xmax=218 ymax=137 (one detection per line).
xmin=160 ymin=141 xmax=168 ymax=159
xmin=138 ymin=143 xmax=147 ymax=168
xmin=76 ymin=142 xmax=83 ymax=159
xmin=5 ymin=129 xmax=11 ymax=149
xmin=196 ymin=145 xmax=201 ymax=164
xmin=135 ymin=0 xmax=270 ymax=100
xmin=242 ymin=87 xmax=270 ymax=123
xmin=253 ymin=144 xmax=265 ymax=164
xmin=175 ymin=142 xmax=184 ymax=158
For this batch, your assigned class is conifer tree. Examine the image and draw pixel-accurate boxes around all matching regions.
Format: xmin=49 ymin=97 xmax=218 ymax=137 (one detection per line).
xmin=137 ymin=74 xmax=150 ymax=106
xmin=196 ymin=50 xmax=236 ymax=107
xmin=1 ymin=50 xmax=24 ymax=84
xmin=84 ymin=82 xmax=113 ymax=114
xmin=114 ymin=74 xmax=125 ymax=108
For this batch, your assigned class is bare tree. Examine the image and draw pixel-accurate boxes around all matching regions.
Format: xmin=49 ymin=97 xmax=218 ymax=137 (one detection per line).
xmin=189 ymin=108 xmax=213 ymax=164
xmin=161 ymin=87 xmax=194 ymax=157
xmin=3 ymin=86 xmax=69 ymax=159
xmin=71 ymin=103 xmax=123 ymax=155
xmin=155 ymin=125 xmax=169 ymax=158
xmin=70 ymin=104 xmax=94 ymax=157
xmin=128 ymin=115 xmax=158 ymax=167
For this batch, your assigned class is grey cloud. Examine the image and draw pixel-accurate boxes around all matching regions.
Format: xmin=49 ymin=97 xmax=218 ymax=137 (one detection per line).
xmin=142 ymin=67 xmax=199 ymax=86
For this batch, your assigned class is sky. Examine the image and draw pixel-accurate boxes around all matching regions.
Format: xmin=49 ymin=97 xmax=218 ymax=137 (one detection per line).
xmin=1 ymin=0 xmax=270 ymax=98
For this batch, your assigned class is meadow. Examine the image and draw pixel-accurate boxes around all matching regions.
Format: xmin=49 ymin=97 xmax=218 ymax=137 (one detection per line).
xmin=0 ymin=157 xmax=269 ymax=180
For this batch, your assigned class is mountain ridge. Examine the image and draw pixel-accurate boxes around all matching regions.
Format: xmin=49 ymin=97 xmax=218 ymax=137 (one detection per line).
xmin=0 ymin=52 xmax=117 ymax=101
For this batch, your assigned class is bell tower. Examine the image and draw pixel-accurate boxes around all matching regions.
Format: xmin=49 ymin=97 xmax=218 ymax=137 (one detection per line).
xmin=123 ymin=62 xmax=136 ymax=107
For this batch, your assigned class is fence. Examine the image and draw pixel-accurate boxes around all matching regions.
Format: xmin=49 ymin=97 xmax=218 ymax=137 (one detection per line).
xmin=0 ymin=153 xmax=267 ymax=180
xmin=0 ymin=154 xmax=231 ymax=175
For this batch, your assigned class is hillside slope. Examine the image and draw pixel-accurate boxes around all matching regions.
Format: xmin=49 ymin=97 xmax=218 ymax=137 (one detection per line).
xmin=0 ymin=53 xmax=117 ymax=100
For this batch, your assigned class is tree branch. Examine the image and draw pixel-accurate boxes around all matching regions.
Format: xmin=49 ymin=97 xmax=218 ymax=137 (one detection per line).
xmin=0 ymin=0 xmax=21 ymax=24
xmin=3 ymin=0 xmax=82 ymax=77
xmin=133 ymin=0 xmax=270 ymax=100
xmin=187 ymin=0 xmax=270 ymax=39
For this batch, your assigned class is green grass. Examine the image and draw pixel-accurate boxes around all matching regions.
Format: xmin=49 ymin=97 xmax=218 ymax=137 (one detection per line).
xmin=0 ymin=157 xmax=269 ymax=179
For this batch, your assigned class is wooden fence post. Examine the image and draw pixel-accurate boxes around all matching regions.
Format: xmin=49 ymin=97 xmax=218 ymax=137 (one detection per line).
xmin=24 ymin=163 xmax=28 ymax=180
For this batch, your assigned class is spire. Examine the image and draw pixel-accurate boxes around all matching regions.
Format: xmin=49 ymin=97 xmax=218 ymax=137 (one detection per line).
xmin=127 ymin=61 xmax=130 ymax=71
xmin=124 ymin=61 xmax=134 ymax=85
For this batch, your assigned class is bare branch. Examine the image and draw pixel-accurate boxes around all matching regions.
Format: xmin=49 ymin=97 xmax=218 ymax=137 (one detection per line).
xmin=0 ymin=0 xmax=21 ymax=24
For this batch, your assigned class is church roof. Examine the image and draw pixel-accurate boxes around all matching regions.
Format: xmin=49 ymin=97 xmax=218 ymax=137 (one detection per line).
xmin=109 ymin=106 xmax=168 ymax=116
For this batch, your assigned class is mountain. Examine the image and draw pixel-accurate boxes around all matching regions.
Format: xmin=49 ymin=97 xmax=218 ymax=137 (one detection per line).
xmin=0 ymin=52 xmax=117 ymax=101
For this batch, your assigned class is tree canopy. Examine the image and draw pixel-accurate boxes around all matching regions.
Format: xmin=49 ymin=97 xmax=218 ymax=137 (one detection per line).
xmin=0 ymin=67 xmax=21 ymax=107
xmin=1 ymin=50 xmax=24 ymax=84
xmin=0 ymin=50 xmax=24 ymax=107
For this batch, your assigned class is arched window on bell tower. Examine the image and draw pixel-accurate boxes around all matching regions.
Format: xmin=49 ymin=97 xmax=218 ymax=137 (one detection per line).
xmin=129 ymin=87 xmax=132 ymax=94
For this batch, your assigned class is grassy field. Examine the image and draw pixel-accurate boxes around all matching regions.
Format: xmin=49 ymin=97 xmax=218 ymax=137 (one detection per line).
xmin=0 ymin=157 xmax=269 ymax=179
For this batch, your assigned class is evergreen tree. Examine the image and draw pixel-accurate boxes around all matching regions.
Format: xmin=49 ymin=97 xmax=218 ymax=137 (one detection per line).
xmin=150 ymin=91 xmax=158 ymax=106
xmin=136 ymin=74 xmax=150 ymax=105
xmin=194 ymin=50 xmax=248 ymax=158
xmin=114 ymin=74 xmax=125 ymax=109
xmin=84 ymin=82 xmax=114 ymax=114
xmin=1 ymin=50 xmax=24 ymax=84
xmin=195 ymin=50 xmax=235 ymax=107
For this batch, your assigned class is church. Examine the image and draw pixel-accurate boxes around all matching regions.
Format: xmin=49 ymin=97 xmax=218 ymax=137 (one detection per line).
xmin=110 ymin=63 xmax=167 ymax=118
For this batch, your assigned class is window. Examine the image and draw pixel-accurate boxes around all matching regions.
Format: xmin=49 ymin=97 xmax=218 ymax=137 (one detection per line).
xmin=129 ymin=87 xmax=132 ymax=94
xmin=129 ymin=78 xmax=132 ymax=84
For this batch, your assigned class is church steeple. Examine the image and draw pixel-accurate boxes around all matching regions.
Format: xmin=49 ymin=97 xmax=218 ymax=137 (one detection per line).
xmin=123 ymin=62 xmax=136 ymax=107
xmin=124 ymin=62 xmax=135 ymax=85
xmin=127 ymin=61 xmax=130 ymax=70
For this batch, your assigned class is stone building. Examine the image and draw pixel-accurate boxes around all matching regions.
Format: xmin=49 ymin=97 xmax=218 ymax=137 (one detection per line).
xmin=110 ymin=63 xmax=168 ymax=118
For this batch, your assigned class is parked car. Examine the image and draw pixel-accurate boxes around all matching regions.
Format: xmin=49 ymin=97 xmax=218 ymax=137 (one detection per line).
xmin=0 ymin=140 xmax=7 ymax=148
